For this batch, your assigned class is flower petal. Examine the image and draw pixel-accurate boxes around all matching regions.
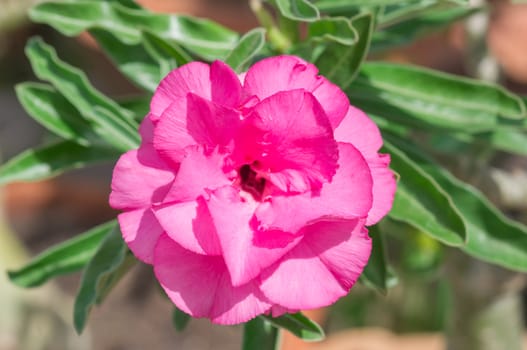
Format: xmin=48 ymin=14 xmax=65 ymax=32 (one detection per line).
xmin=210 ymin=60 xmax=242 ymax=108
xmin=255 ymin=142 xmax=373 ymax=233
xmin=154 ymin=234 xmax=271 ymax=325
xmin=243 ymin=55 xmax=349 ymax=128
xmin=118 ymin=208 xmax=163 ymax=264
xmin=235 ymin=90 xmax=338 ymax=192
xmin=206 ymin=186 xmax=302 ymax=286
xmin=109 ymin=147 xmax=174 ymax=210
xmin=163 ymin=146 xmax=231 ymax=203
xmin=154 ymin=197 xmax=222 ymax=256
xmin=260 ymin=220 xmax=371 ymax=310
xmin=154 ymin=94 xmax=241 ymax=165
xmin=334 ymin=105 xmax=382 ymax=158
xmin=150 ymin=62 xmax=211 ymax=122
xmin=334 ymin=106 xmax=396 ymax=225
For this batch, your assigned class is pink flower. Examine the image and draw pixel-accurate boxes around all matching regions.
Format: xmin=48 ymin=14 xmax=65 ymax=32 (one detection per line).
xmin=110 ymin=56 xmax=396 ymax=324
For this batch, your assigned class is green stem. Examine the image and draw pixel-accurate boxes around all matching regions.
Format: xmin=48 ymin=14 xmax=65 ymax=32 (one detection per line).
xmin=249 ymin=0 xmax=291 ymax=52
xmin=242 ymin=317 xmax=280 ymax=350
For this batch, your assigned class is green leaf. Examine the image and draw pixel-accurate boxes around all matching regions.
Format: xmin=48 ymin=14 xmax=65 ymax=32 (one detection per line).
xmin=172 ymin=307 xmax=191 ymax=332
xmin=276 ymin=0 xmax=320 ymax=21
xmin=29 ymin=0 xmax=239 ymax=60
xmin=142 ymin=30 xmax=192 ymax=77
xmin=243 ymin=317 xmax=279 ymax=350
xmin=314 ymin=13 xmax=373 ymax=89
xmin=261 ymin=313 xmax=325 ymax=341
xmin=388 ymin=135 xmax=527 ymax=272
xmin=384 ymin=141 xmax=466 ymax=246
xmin=373 ymin=6 xmax=480 ymax=51
xmin=0 ymin=141 xmax=120 ymax=185
xmin=350 ymin=63 xmax=526 ymax=132
xmin=74 ymin=227 xmax=136 ymax=334
xmin=90 ymin=29 xmax=161 ymax=92
xmin=15 ymin=82 xmax=94 ymax=145
xmin=224 ymin=28 xmax=266 ymax=73
xmin=7 ymin=220 xmax=117 ymax=288
xmin=360 ymin=225 xmax=391 ymax=293
xmin=482 ymin=128 xmax=527 ymax=156
xmin=308 ymin=17 xmax=358 ymax=46
xmin=26 ymin=37 xmax=140 ymax=151
xmin=117 ymin=95 xmax=151 ymax=121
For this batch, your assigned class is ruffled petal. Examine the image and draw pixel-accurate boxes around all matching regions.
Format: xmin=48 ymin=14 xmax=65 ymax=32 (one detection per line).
xmin=150 ymin=62 xmax=211 ymax=122
xmin=243 ymin=55 xmax=349 ymax=128
xmin=154 ymin=94 xmax=241 ymax=165
xmin=255 ymin=142 xmax=373 ymax=233
xmin=210 ymin=60 xmax=242 ymax=108
xmin=365 ymin=154 xmax=396 ymax=225
xmin=334 ymin=105 xmax=383 ymax=158
xmin=234 ymin=90 xmax=338 ymax=193
xmin=154 ymin=197 xmax=222 ymax=256
xmin=260 ymin=220 xmax=371 ymax=309
xmin=334 ymin=106 xmax=396 ymax=225
xmin=163 ymin=146 xmax=231 ymax=203
xmin=109 ymin=147 xmax=174 ymax=210
xmin=118 ymin=208 xmax=163 ymax=264
xmin=154 ymin=234 xmax=271 ymax=325
xmin=206 ymin=186 xmax=302 ymax=287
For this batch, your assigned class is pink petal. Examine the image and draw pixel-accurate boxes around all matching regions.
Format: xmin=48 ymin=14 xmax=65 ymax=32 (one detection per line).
xmin=206 ymin=186 xmax=302 ymax=287
xmin=260 ymin=220 xmax=371 ymax=309
xmin=163 ymin=146 xmax=231 ymax=203
xmin=334 ymin=105 xmax=383 ymax=158
xmin=150 ymin=62 xmax=211 ymax=122
xmin=154 ymin=197 xmax=222 ymax=256
xmin=365 ymin=154 xmax=396 ymax=225
xmin=210 ymin=60 xmax=242 ymax=108
xmin=139 ymin=114 xmax=155 ymax=144
xmin=154 ymin=234 xmax=271 ymax=325
xmin=109 ymin=147 xmax=174 ymax=210
xmin=334 ymin=106 xmax=396 ymax=225
xmin=234 ymin=90 xmax=338 ymax=193
xmin=118 ymin=208 xmax=163 ymax=264
xmin=243 ymin=55 xmax=349 ymax=128
xmin=154 ymin=94 xmax=241 ymax=165
xmin=255 ymin=142 xmax=373 ymax=233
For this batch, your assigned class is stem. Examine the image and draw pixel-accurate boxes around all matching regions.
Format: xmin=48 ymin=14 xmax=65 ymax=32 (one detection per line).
xmin=242 ymin=317 xmax=280 ymax=350
xmin=249 ymin=0 xmax=291 ymax=52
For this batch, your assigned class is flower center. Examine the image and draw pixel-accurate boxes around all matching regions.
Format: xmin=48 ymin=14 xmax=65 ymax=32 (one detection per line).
xmin=239 ymin=164 xmax=267 ymax=201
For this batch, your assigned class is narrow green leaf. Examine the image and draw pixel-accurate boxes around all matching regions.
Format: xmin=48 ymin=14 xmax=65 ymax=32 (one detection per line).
xmin=74 ymin=227 xmax=135 ymax=334
xmin=388 ymin=135 xmax=527 ymax=272
xmin=276 ymin=0 xmax=320 ymax=21
xmin=172 ymin=307 xmax=191 ymax=332
xmin=483 ymin=128 xmax=527 ymax=156
xmin=384 ymin=141 xmax=466 ymax=246
xmin=117 ymin=95 xmax=151 ymax=122
xmin=243 ymin=317 xmax=279 ymax=350
xmin=314 ymin=13 xmax=373 ymax=90
xmin=142 ymin=30 xmax=192 ymax=77
xmin=90 ymin=29 xmax=161 ymax=92
xmin=26 ymin=37 xmax=140 ymax=151
xmin=360 ymin=225 xmax=390 ymax=293
xmin=372 ymin=6 xmax=480 ymax=51
xmin=308 ymin=17 xmax=358 ymax=46
xmin=261 ymin=313 xmax=324 ymax=341
xmin=15 ymin=82 xmax=94 ymax=145
xmin=7 ymin=220 xmax=116 ymax=288
xmin=224 ymin=28 xmax=266 ymax=73
xmin=29 ymin=1 xmax=239 ymax=60
xmin=350 ymin=63 xmax=526 ymax=132
xmin=0 ymin=141 xmax=120 ymax=185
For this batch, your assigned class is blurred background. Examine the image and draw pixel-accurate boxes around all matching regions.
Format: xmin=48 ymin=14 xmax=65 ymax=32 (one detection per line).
xmin=1 ymin=0 xmax=527 ymax=349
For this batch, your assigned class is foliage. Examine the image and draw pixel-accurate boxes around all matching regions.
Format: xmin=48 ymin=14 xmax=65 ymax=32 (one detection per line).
xmin=4 ymin=0 xmax=527 ymax=347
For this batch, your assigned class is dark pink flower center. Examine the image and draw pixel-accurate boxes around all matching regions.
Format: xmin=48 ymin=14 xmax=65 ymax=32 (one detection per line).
xmin=239 ymin=163 xmax=267 ymax=201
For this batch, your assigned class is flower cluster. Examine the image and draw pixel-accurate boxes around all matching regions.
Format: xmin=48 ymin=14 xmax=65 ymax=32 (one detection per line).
xmin=110 ymin=55 xmax=396 ymax=324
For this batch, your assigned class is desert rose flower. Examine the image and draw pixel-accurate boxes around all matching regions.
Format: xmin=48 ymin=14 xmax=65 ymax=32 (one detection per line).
xmin=110 ymin=55 xmax=396 ymax=324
